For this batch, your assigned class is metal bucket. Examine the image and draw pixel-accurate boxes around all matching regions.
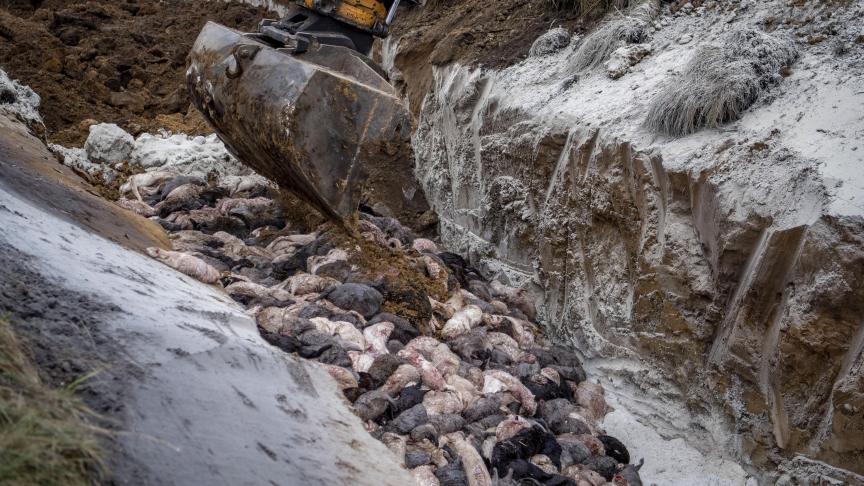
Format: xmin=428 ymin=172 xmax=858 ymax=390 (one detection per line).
xmin=186 ymin=22 xmax=412 ymax=225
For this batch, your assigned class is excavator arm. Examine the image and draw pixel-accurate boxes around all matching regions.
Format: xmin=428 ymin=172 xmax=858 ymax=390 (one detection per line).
xmin=186 ymin=0 xmax=414 ymax=227
xmin=300 ymin=0 xmax=395 ymax=38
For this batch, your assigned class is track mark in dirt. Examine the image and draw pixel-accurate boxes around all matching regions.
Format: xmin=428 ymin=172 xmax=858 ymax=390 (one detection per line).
xmin=175 ymin=304 xmax=232 ymax=324
xmin=275 ymin=394 xmax=308 ymax=419
xmin=232 ymin=385 xmax=257 ymax=409
xmin=284 ymin=359 xmax=319 ymax=398
xmin=167 ymin=347 xmax=191 ymax=357
xmin=177 ymin=322 xmax=228 ymax=344
xmin=257 ymin=442 xmax=278 ymax=461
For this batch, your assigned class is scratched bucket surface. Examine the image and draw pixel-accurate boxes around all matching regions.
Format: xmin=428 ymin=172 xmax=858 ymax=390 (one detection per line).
xmin=186 ymin=22 xmax=412 ymax=224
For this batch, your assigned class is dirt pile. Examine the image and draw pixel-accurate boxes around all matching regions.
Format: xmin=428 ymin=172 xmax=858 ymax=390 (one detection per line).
xmin=0 ymin=0 xmax=272 ymax=145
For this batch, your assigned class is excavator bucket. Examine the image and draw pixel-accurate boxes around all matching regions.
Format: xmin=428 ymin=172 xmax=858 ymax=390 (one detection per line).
xmin=186 ymin=22 xmax=411 ymax=225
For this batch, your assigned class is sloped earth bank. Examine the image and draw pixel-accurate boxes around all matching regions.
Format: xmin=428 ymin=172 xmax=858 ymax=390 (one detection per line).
xmin=379 ymin=0 xmax=636 ymax=117
xmin=0 ymin=115 xmax=412 ymax=485
xmin=391 ymin=0 xmax=864 ymax=483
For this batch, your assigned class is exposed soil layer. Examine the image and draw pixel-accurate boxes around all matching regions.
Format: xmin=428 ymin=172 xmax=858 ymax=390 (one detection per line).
xmin=329 ymin=225 xmax=450 ymax=325
xmin=386 ymin=0 xmax=626 ymax=114
xmin=407 ymin=0 xmax=864 ymax=480
xmin=0 ymin=0 xmax=272 ymax=146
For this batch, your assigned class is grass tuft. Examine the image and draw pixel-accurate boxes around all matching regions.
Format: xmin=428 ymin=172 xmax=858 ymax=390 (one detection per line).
xmin=0 ymin=318 xmax=103 ymax=486
xmin=569 ymin=0 xmax=657 ymax=71
xmin=645 ymin=28 xmax=798 ymax=136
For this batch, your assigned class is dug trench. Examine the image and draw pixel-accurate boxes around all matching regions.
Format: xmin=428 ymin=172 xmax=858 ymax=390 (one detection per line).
xmin=1 ymin=3 xmax=652 ymax=484
xmin=0 ymin=109 xmax=414 ymax=485
xmin=2 ymin=0 xmax=864 ymax=485
xmin=389 ymin=0 xmax=864 ymax=483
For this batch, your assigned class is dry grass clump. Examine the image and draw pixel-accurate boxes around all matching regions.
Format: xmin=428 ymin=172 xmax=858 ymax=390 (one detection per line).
xmin=0 ymin=318 xmax=102 ymax=485
xmin=570 ymin=0 xmax=657 ymax=71
xmin=645 ymin=28 xmax=798 ymax=136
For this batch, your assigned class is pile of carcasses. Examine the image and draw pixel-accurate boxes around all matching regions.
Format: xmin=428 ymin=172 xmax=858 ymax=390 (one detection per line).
xmin=121 ymin=169 xmax=644 ymax=486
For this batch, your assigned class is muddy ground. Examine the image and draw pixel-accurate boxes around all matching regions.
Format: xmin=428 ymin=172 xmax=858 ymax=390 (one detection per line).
xmin=0 ymin=0 xmax=272 ymax=145
xmin=0 ymin=242 xmax=129 ymax=412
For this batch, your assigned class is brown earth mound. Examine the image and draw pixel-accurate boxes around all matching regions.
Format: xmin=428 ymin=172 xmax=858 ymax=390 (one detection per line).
xmin=0 ymin=0 xmax=273 ymax=146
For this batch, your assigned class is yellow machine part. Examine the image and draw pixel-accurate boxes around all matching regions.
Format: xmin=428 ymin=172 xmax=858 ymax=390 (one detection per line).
xmin=304 ymin=0 xmax=387 ymax=32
